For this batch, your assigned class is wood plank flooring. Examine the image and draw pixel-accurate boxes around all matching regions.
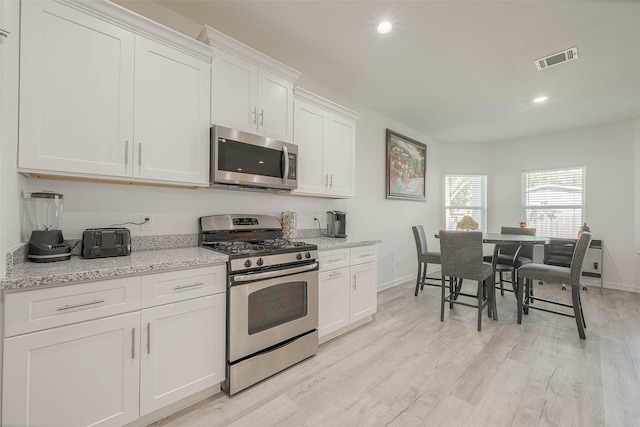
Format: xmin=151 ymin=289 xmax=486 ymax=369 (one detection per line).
xmin=150 ymin=276 xmax=640 ymax=427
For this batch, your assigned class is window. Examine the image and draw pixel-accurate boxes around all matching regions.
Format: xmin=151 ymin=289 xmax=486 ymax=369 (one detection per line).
xmin=523 ymin=166 xmax=584 ymax=238
xmin=444 ymin=175 xmax=487 ymax=231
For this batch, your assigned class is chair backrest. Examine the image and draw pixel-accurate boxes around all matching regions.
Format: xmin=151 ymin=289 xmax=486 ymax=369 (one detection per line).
xmin=499 ymin=226 xmax=537 ymax=259
xmin=439 ymin=230 xmax=484 ymax=281
xmin=570 ymin=231 xmax=592 ymax=286
xmin=412 ymin=225 xmax=428 ymax=260
xmin=544 ymin=238 xmax=576 ymax=267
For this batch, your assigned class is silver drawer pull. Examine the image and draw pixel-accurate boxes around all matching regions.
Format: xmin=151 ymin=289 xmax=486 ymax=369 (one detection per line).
xmin=0 ymin=29 xmax=10 ymax=38
xmin=57 ymin=299 xmax=105 ymax=311
xmin=328 ymin=258 xmax=342 ymax=263
xmin=329 ymin=271 xmax=342 ymax=277
xmin=359 ymin=254 xmax=370 ymax=258
xmin=173 ymin=282 xmax=205 ymax=291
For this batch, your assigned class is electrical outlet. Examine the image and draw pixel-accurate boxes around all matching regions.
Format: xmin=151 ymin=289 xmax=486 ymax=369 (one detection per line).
xmin=140 ymin=214 xmax=153 ymax=231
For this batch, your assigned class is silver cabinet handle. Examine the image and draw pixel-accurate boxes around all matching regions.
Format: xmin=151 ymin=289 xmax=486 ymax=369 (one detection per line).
xmin=173 ymin=282 xmax=205 ymax=291
xmin=353 ymin=275 xmax=357 ymax=289
xmin=124 ymin=141 xmax=129 ymax=165
xmin=131 ymin=328 xmax=136 ymax=359
xmin=324 ymin=175 xmax=328 ymax=187
xmin=329 ymin=271 xmax=342 ymax=277
xmin=329 ymin=174 xmax=333 ymax=188
xmin=0 ymin=29 xmax=10 ymax=38
xmin=147 ymin=323 xmax=151 ymax=354
xmin=57 ymin=299 xmax=105 ymax=311
xmin=252 ymin=108 xmax=257 ymax=124
xmin=328 ymin=258 xmax=342 ymax=263
xmin=259 ymin=109 xmax=264 ymax=127
xmin=138 ymin=143 xmax=142 ymax=166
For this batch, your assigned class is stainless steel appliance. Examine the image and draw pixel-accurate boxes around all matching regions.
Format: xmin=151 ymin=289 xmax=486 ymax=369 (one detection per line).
xmin=81 ymin=228 xmax=132 ymax=259
xmin=199 ymin=214 xmax=318 ymax=395
xmin=25 ymin=192 xmax=71 ymax=262
xmin=326 ymin=210 xmax=347 ymax=238
xmin=210 ymin=125 xmax=298 ymax=192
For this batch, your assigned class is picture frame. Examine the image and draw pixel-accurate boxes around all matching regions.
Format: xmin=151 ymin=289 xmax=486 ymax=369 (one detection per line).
xmin=386 ymin=129 xmax=427 ymax=201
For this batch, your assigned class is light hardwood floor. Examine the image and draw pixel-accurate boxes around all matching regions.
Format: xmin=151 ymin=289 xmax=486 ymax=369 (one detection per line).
xmin=151 ymin=276 xmax=640 ymax=427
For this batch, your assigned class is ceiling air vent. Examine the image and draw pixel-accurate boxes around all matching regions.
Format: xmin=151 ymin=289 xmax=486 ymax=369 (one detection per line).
xmin=535 ymin=46 xmax=578 ymax=71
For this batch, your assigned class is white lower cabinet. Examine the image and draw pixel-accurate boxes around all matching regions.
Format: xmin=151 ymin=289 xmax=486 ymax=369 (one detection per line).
xmin=3 ymin=312 xmax=141 ymax=427
xmin=318 ymin=245 xmax=378 ymax=343
xmin=140 ymin=294 xmax=225 ymax=416
xmin=2 ymin=265 xmax=226 ymax=427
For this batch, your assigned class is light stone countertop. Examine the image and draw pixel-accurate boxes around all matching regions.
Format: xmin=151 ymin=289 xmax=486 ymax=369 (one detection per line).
xmin=1 ymin=247 xmax=228 ymax=290
xmin=304 ymin=236 xmax=382 ymax=250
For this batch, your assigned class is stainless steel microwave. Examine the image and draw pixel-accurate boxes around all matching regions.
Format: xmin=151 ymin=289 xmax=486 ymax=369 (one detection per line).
xmin=210 ymin=125 xmax=298 ymax=192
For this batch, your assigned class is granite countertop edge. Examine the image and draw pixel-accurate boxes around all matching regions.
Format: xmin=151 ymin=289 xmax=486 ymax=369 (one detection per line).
xmin=305 ymin=237 xmax=382 ymax=250
xmin=2 ymin=247 xmax=229 ymax=290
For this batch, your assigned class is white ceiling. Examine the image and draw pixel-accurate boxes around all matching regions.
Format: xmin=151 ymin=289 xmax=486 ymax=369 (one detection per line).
xmin=153 ymin=1 xmax=640 ymax=144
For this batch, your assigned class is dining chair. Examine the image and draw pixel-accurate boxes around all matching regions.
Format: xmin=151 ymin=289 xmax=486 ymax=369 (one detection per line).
xmin=485 ymin=226 xmax=536 ymax=296
xmin=412 ymin=225 xmax=442 ymax=296
xmin=439 ymin=230 xmax=495 ymax=331
xmin=516 ymin=231 xmax=592 ymax=339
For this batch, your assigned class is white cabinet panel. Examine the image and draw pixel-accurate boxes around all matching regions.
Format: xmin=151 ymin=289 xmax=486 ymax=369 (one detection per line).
xmin=140 ymin=294 xmax=225 ymax=416
xmin=258 ymin=69 xmax=293 ymax=141
xmin=141 ymin=265 xmax=226 ymax=308
xmin=318 ymin=267 xmax=350 ymax=337
xmin=211 ymin=49 xmax=257 ymax=133
xmin=18 ymin=0 xmax=134 ymax=177
xmin=350 ymin=262 xmax=378 ymax=323
xmin=293 ymin=100 xmax=328 ymax=195
xmin=134 ymin=37 xmax=210 ymax=185
xmin=2 ymin=312 xmax=140 ymax=427
xmin=326 ymin=115 xmax=356 ymax=197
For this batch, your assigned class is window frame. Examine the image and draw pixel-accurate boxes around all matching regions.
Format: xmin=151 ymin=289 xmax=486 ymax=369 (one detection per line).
xmin=522 ymin=165 xmax=585 ymax=238
xmin=444 ymin=174 xmax=487 ymax=232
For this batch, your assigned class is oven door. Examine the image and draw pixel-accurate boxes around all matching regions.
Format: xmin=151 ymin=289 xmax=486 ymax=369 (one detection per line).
xmin=211 ymin=125 xmax=298 ymax=190
xmin=228 ymin=263 xmax=318 ymax=362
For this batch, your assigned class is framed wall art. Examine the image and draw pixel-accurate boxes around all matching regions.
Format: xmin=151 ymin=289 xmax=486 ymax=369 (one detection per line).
xmin=386 ymin=129 xmax=426 ymax=201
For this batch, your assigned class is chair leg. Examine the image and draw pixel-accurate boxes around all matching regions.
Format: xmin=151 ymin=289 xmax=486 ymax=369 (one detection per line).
xmin=517 ymin=276 xmax=524 ymax=324
xmin=477 ymin=280 xmax=483 ymax=332
xmin=523 ymin=279 xmax=531 ymax=315
xmin=414 ymin=262 xmax=422 ymax=296
xmin=440 ymin=275 xmax=446 ymax=322
xmin=499 ymin=271 xmax=505 ymax=296
xmin=571 ymin=284 xmax=586 ymax=339
xmin=491 ymin=273 xmax=498 ymax=321
xmin=449 ymin=277 xmax=456 ymax=309
xmin=420 ymin=263 xmax=428 ymax=291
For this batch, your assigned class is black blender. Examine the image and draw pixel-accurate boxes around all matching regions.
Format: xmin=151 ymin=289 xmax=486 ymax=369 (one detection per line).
xmin=26 ymin=192 xmax=71 ymax=262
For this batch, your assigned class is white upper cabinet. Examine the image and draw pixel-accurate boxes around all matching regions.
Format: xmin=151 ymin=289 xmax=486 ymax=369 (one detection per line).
xmin=18 ymin=0 xmax=212 ymax=187
xmin=293 ymin=88 xmax=360 ymax=198
xmin=198 ymin=25 xmax=301 ymax=143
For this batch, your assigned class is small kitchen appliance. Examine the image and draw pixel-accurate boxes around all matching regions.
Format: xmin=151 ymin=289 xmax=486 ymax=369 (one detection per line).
xmin=25 ymin=192 xmax=71 ymax=263
xmin=199 ymin=214 xmax=318 ymax=395
xmin=81 ymin=228 xmax=132 ymax=259
xmin=326 ymin=211 xmax=347 ymax=238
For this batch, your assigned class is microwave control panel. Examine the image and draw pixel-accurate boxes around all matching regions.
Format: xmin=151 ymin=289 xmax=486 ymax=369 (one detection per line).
xmin=288 ymin=153 xmax=297 ymax=179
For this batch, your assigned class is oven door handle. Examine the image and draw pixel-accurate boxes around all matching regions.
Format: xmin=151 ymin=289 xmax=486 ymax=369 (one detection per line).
xmin=233 ymin=262 xmax=318 ymax=283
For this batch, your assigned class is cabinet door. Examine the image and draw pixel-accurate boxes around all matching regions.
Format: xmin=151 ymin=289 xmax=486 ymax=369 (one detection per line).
xmin=211 ymin=49 xmax=257 ymax=133
xmin=318 ymin=267 xmax=350 ymax=338
xmin=18 ymin=0 xmax=134 ymax=178
xmin=133 ymin=37 xmax=210 ymax=186
xmin=258 ymin=69 xmax=294 ymax=142
xmin=350 ymin=262 xmax=378 ymax=323
xmin=139 ymin=294 xmax=225 ymax=416
xmin=326 ymin=114 xmax=356 ymax=197
xmin=293 ymin=100 xmax=328 ymax=195
xmin=2 ymin=312 xmax=140 ymax=427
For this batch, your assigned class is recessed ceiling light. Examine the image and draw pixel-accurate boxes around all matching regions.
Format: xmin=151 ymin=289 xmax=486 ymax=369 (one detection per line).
xmin=533 ymin=96 xmax=548 ymax=103
xmin=377 ymin=21 xmax=392 ymax=34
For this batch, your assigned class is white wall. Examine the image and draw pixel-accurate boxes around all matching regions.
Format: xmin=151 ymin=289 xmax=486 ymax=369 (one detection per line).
xmin=442 ymin=119 xmax=638 ymax=292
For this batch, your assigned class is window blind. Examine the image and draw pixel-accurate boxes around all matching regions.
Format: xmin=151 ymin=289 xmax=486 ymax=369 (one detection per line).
xmin=523 ymin=166 xmax=584 ymax=238
xmin=445 ymin=175 xmax=487 ymax=231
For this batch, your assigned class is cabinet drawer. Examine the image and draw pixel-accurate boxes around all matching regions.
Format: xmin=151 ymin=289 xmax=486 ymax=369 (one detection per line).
xmin=319 ymin=248 xmax=350 ymax=272
xmin=350 ymin=245 xmax=377 ymax=266
xmin=5 ymin=277 xmax=142 ymax=337
xmin=141 ymin=265 xmax=226 ymax=308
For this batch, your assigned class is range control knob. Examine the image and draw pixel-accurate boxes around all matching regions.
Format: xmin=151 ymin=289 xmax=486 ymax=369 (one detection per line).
xmin=296 ymin=253 xmax=303 ymax=260
xmin=256 ymin=258 xmax=264 ymax=266
xmin=305 ymin=252 xmax=311 ymax=259
xmin=244 ymin=259 xmax=252 ymax=268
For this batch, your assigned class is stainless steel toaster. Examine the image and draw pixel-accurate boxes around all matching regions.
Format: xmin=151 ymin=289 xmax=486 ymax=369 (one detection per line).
xmin=81 ymin=228 xmax=132 ymax=259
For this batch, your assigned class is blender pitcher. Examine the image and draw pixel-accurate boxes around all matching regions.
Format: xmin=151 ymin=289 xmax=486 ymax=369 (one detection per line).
xmin=26 ymin=192 xmax=71 ymax=262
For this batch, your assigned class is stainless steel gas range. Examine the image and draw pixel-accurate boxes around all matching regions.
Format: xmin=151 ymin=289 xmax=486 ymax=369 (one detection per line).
xmin=198 ymin=214 xmax=319 ymax=395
